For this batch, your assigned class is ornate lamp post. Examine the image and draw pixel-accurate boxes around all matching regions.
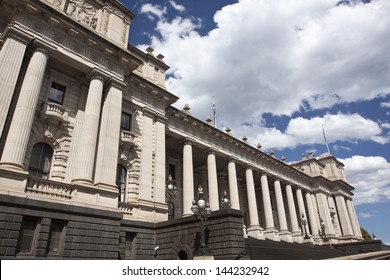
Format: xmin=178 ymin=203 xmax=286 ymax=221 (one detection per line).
xmin=220 ymin=190 xmax=231 ymax=209
xmin=320 ymin=218 xmax=327 ymax=241
xmin=165 ymin=175 xmax=177 ymax=220
xmin=191 ymin=185 xmax=213 ymax=258
xmin=300 ymin=213 xmax=310 ymax=239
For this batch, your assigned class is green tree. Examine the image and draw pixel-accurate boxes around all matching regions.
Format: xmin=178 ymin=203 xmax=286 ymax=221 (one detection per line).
xmin=360 ymin=227 xmax=373 ymax=240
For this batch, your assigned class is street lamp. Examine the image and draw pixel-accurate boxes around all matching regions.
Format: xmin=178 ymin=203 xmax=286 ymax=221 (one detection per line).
xmin=165 ymin=175 xmax=177 ymax=220
xmin=220 ymin=190 xmax=231 ymax=209
xmin=300 ymin=213 xmax=310 ymax=239
xmin=191 ymin=185 xmax=213 ymax=258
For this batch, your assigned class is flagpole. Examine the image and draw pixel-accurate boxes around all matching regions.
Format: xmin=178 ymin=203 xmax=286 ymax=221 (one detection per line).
xmin=213 ymin=96 xmax=217 ymax=128
xmin=322 ymin=124 xmax=330 ymax=154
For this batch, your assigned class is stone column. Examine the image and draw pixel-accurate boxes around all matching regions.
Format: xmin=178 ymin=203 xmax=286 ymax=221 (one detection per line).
xmin=245 ymin=167 xmax=263 ymax=239
xmin=296 ymin=188 xmax=310 ymax=235
xmin=72 ymin=70 xmax=105 ymax=185
xmin=335 ymin=195 xmax=354 ymax=237
xmin=305 ymin=191 xmax=319 ymax=237
xmin=207 ymin=149 xmax=219 ymax=210
xmin=315 ymin=192 xmax=335 ymax=237
xmin=345 ymin=198 xmax=360 ymax=237
xmin=0 ymin=47 xmax=49 ymax=171
xmin=328 ymin=196 xmax=342 ymax=237
xmin=346 ymin=198 xmax=361 ymax=238
xmin=182 ymin=139 xmax=194 ymax=216
xmin=94 ymin=78 xmax=124 ymax=188
xmin=286 ymin=184 xmax=301 ymax=241
xmin=138 ymin=108 xmax=154 ymax=202
xmin=227 ymin=157 xmax=240 ymax=210
xmin=261 ymin=173 xmax=278 ymax=240
xmin=0 ymin=33 xmax=31 ymax=137
xmin=154 ymin=114 xmax=168 ymax=206
xmin=274 ymin=179 xmax=291 ymax=241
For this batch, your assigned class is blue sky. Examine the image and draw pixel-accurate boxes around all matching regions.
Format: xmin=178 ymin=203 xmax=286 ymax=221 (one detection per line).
xmin=120 ymin=0 xmax=390 ymax=244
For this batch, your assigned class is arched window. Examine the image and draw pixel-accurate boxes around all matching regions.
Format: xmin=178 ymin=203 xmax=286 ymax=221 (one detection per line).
xmin=116 ymin=164 xmax=127 ymax=202
xmin=28 ymin=143 xmax=53 ymax=179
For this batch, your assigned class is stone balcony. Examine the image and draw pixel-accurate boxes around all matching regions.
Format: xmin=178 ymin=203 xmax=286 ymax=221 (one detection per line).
xmin=120 ymin=130 xmax=137 ymax=149
xmin=26 ymin=177 xmax=74 ymax=200
xmin=118 ymin=201 xmax=133 ymax=215
xmin=40 ymin=101 xmax=70 ymax=126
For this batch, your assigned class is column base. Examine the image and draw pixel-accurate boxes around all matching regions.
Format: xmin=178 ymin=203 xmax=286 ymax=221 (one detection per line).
xmin=279 ymin=230 xmax=293 ymax=243
xmin=247 ymin=225 xmax=265 ymax=240
xmin=71 ymin=178 xmax=93 ymax=186
xmin=292 ymin=231 xmax=303 ymax=243
xmin=264 ymin=228 xmax=280 ymax=241
xmin=0 ymin=161 xmax=27 ymax=174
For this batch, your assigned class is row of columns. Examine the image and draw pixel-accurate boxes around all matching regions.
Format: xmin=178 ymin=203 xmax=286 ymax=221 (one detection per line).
xmin=181 ymin=141 xmax=362 ymax=242
xmin=0 ymin=34 xmax=127 ymax=196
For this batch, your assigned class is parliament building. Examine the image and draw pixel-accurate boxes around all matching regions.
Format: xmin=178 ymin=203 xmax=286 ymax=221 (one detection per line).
xmin=0 ymin=0 xmax=364 ymax=260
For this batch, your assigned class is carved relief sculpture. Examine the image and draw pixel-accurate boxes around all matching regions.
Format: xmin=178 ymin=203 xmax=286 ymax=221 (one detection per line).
xmin=67 ymin=0 xmax=98 ymax=29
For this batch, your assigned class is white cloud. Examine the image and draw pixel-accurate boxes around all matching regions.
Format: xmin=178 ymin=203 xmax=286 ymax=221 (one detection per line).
xmin=339 ymin=155 xmax=390 ymax=205
xmin=140 ymin=3 xmax=167 ymax=20
xmin=141 ymin=0 xmax=390 ymax=145
xmin=255 ymin=112 xmax=388 ymax=150
xmin=169 ymin=1 xmax=185 ymax=12
xmin=381 ymin=102 xmax=390 ymax=108
xmin=358 ymin=212 xmax=375 ymax=218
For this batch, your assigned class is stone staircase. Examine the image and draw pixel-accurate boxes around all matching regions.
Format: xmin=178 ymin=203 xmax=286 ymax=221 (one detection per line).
xmin=241 ymin=237 xmax=352 ymax=260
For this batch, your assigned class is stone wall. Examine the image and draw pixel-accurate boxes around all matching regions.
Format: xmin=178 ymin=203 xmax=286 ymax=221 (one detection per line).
xmin=0 ymin=194 xmax=122 ymax=259
xmin=155 ymin=209 xmax=246 ymax=260
xmin=0 ymin=193 xmax=246 ymax=260
xmin=334 ymin=240 xmax=384 ymax=254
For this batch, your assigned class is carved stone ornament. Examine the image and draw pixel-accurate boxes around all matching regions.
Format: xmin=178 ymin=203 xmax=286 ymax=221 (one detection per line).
xmin=67 ymin=0 xmax=98 ymax=29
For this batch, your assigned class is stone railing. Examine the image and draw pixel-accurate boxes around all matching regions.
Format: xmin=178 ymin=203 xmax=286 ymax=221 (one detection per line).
xmin=41 ymin=101 xmax=70 ymax=126
xmin=118 ymin=201 xmax=133 ymax=215
xmin=26 ymin=177 xmax=74 ymax=200
xmin=120 ymin=130 xmax=137 ymax=148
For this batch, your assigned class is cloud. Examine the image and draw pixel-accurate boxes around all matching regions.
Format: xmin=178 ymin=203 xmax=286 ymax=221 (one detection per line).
xmin=140 ymin=3 xmax=167 ymax=20
xmin=339 ymin=155 xmax=390 ymax=205
xmin=255 ymin=112 xmax=388 ymax=150
xmin=141 ymin=0 xmax=390 ymax=145
xmin=380 ymin=102 xmax=390 ymax=108
xmin=169 ymin=1 xmax=185 ymax=12
xmin=358 ymin=212 xmax=375 ymax=218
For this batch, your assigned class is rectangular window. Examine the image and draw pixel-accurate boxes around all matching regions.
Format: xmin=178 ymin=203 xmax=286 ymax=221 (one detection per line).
xmin=48 ymin=82 xmax=66 ymax=105
xmin=121 ymin=112 xmax=131 ymax=131
xmin=125 ymin=233 xmax=136 ymax=259
xmin=18 ymin=218 xmax=38 ymax=253
xmin=48 ymin=221 xmax=65 ymax=255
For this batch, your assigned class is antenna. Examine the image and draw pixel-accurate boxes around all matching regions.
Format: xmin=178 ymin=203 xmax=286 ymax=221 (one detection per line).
xmin=322 ymin=124 xmax=330 ymax=154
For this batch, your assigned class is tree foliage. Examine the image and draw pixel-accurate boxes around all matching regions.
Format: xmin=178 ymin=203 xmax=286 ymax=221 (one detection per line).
xmin=360 ymin=227 xmax=373 ymax=240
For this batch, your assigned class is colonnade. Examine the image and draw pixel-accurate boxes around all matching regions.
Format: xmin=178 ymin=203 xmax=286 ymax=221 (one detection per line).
xmin=0 ymin=34 xmax=128 ymax=198
xmin=181 ymin=140 xmax=362 ymax=242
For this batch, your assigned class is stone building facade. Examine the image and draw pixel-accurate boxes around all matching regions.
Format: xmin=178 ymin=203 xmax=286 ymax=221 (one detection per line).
xmin=0 ymin=0 xmax=362 ymax=259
